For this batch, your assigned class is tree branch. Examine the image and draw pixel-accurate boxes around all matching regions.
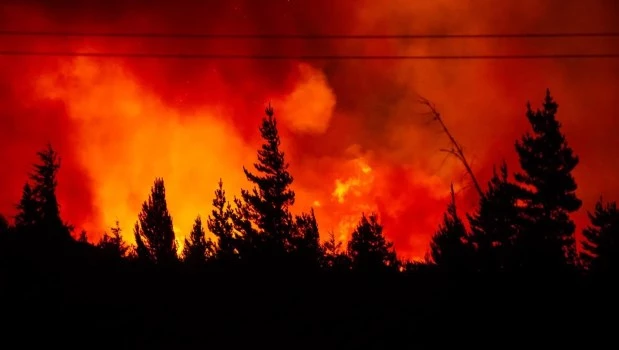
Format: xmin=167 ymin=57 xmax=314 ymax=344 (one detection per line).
xmin=418 ymin=96 xmax=484 ymax=198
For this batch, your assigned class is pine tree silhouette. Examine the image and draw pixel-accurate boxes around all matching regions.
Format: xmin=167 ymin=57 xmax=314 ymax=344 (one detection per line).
xmin=467 ymin=162 xmax=523 ymax=272
xmin=14 ymin=183 xmax=38 ymax=231
xmin=235 ymin=104 xmax=296 ymax=259
xmin=322 ymin=231 xmax=350 ymax=270
xmin=514 ymin=89 xmax=582 ymax=269
xmin=183 ymin=216 xmax=213 ymax=265
xmin=430 ymin=184 xmax=473 ymax=272
xmin=347 ymin=213 xmax=398 ymax=272
xmin=292 ymin=208 xmax=323 ymax=267
xmin=14 ymin=144 xmax=71 ymax=243
xmin=580 ymin=198 xmax=619 ymax=274
xmin=98 ymin=220 xmax=129 ymax=258
xmin=134 ymin=178 xmax=178 ymax=264
xmin=206 ymin=179 xmax=236 ymax=261
xmin=231 ymin=196 xmax=256 ymax=260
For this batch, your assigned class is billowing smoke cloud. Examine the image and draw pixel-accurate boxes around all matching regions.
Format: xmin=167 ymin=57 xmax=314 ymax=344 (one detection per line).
xmin=276 ymin=63 xmax=336 ymax=134
xmin=0 ymin=0 xmax=618 ymax=259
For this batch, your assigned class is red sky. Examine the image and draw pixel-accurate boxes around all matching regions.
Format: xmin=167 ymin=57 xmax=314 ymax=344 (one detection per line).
xmin=0 ymin=0 xmax=618 ymax=259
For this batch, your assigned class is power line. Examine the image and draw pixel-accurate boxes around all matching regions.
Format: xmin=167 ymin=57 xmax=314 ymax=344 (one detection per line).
xmin=1 ymin=30 xmax=619 ymax=40
xmin=0 ymin=51 xmax=618 ymax=60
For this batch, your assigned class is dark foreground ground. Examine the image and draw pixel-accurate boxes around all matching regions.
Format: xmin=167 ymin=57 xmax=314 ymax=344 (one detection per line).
xmin=1 ymin=246 xmax=617 ymax=349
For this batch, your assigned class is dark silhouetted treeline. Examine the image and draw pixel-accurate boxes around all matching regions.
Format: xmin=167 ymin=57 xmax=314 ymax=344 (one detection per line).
xmin=1 ymin=91 xmax=617 ymax=347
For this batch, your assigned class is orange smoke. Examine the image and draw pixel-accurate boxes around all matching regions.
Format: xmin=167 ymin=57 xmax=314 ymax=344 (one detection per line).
xmin=1 ymin=0 xmax=618 ymax=260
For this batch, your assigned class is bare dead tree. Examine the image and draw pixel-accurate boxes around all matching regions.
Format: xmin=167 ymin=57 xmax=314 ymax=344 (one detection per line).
xmin=418 ymin=96 xmax=484 ymax=198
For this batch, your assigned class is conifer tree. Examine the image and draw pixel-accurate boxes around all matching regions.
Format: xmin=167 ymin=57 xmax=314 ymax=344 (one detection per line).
xmin=467 ymin=162 xmax=522 ymax=272
xmin=514 ymin=89 xmax=582 ymax=269
xmin=14 ymin=183 xmax=38 ymax=231
xmin=430 ymin=184 xmax=473 ymax=272
xmin=580 ymin=198 xmax=619 ymax=273
xmin=323 ymin=231 xmax=341 ymax=258
xmin=206 ymin=179 xmax=236 ymax=260
xmin=31 ymin=144 xmax=63 ymax=228
xmin=322 ymin=231 xmax=350 ymax=270
xmin=134 ymin=178 xmax=177 ymax=264
xmin=183 ymin=216 xmax=213 ymax=265
xmin=292 ymin=208 xmax=323 ymax=267
xmin=230 ymin=196 xmax=257 ymax=260
xmin=235 ymin=104 xmax=295 ymax=257
xmin=347 ymin=213 xmax=397 ymax=272
xmin=14 ymin=144 xmax=71 ymax=242
xmin=98 ymin=220 xmax=129 ymax=258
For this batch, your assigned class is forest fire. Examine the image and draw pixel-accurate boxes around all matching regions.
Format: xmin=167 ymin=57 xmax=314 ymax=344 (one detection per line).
xmin=0 ymin=0 xmax=618 ymax=260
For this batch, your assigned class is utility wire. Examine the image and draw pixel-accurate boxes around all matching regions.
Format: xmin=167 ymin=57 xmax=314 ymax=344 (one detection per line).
xmin=0 ymin=51 xmax=617 ymax=60
xmin=2 ymin=30 xmax=616 ymax=60
xmin=1 ymin=30 xmax=619 ymax=39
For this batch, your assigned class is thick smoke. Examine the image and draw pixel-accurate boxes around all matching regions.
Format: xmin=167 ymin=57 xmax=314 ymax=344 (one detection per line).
xmin=0 ymin=0 xmax=618 ymax=258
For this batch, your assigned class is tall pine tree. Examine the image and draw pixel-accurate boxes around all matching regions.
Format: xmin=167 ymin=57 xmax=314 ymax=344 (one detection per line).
xmin=14 ymin=144 xmax=71 ymax=243
xmin=347 ymin=213 xmax=397 ymax=272
xmin=206 ymin=179 xmax=236 ymax=261
xmin=234 ymin=104 xmax=295 ymax=259
xmin=514 ymin=89 xmax=582 ymax=269
xmin=430 ymin=184 xmax=473 ymax=272
xmin=134 ymin=178 xmax=177 ymax=264
xmin=467 ymin=162 xmax=523 ymax=272
xmin=183 ymin=216 xmax=213 ymax=265
xmin=580 ymin=198 xmax=619 ymax=274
